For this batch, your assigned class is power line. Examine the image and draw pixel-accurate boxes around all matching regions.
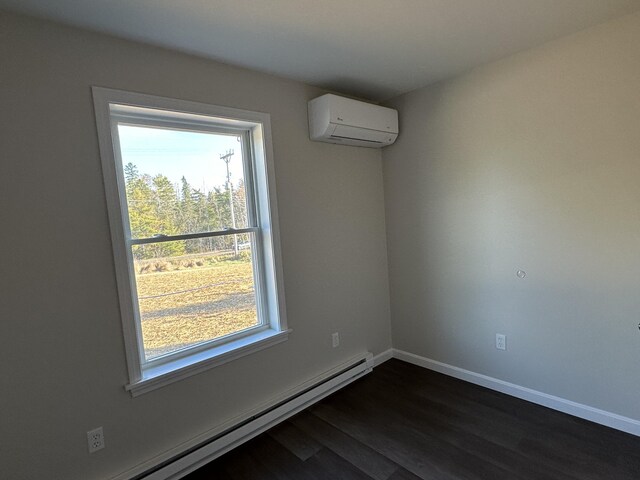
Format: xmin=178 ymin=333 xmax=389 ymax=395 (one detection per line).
xmin=220 ymin=149 xmax=239 ymax=256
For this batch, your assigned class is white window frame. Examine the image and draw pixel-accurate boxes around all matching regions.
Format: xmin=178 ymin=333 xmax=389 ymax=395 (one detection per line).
xmin=93 ymin=87 xmax=289 ymax=396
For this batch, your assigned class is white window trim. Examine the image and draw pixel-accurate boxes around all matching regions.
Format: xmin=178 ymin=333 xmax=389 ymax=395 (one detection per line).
xmin=92 ymin=87 xmax=289 ymax=397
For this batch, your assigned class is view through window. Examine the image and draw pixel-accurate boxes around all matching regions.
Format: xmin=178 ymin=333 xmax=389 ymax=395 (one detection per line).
xmin=118 ymin=125 xmax=261 ymax=362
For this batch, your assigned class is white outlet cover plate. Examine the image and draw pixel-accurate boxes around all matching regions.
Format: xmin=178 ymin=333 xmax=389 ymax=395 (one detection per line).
xmin=87 ymin=427 xmax=105 ymax=453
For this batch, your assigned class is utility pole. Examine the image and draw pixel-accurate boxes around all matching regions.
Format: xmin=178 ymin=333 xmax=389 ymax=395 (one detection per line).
xmin=220 ymin=149 xmax=238 ymax=256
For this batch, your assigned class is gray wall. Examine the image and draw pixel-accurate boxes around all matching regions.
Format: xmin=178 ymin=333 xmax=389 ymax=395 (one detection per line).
xmin=0 ymin=12 xmax=391 ymax=479
xmin=383 ymin=11 xmax=640 ymax=420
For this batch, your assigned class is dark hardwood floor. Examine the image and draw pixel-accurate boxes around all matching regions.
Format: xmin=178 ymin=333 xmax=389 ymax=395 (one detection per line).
xmin=185 ymin=359 xmax=640 ymax=479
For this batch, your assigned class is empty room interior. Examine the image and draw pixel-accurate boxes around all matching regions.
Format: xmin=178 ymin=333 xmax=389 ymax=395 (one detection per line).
xmin=2 ymin=1 xmax=640 ymax=479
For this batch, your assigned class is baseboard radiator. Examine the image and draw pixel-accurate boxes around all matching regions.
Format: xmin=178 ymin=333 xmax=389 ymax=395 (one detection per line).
xmin=134 ymin=352 xmax=374 ymax=480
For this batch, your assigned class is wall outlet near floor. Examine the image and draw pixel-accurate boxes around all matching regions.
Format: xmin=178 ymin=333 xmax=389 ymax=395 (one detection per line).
xmin=332 ymin=332 xmax=340 ymax=348
xmin=496 ymin=334 xmax=507 ymax=351
xmin=87 ymin=427 xmax=105 ymax=453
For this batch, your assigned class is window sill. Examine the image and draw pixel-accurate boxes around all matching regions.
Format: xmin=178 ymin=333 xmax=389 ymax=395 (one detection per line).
xmin=125 ymin=328 xmax=291 ymax=397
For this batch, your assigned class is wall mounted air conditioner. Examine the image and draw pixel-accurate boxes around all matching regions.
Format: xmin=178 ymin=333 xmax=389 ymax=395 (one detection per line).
xmin=308 ymin=94 xmax=398 ymax=148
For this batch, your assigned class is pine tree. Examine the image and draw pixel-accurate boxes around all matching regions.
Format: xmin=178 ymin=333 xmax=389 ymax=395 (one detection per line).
xmin=124 ymin=162 xmax=139 ymax=183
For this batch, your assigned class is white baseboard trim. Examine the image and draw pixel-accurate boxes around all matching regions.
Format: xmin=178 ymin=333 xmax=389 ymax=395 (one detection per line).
xmin=372 ymin=348 xmax=394 ymax=366
xmin=111 ymin=352 xmax=374 ymax=480
xmin=393 ymin=349 xmax=640 ymax=437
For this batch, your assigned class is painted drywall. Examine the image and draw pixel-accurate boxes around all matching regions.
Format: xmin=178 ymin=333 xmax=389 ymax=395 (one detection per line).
xmin=383 ymin=11 xmax=640 ymax=420
xmin=0 ymin=12 xmax=391 ymax=479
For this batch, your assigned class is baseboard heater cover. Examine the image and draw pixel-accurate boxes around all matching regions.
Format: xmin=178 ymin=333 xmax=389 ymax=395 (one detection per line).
xmin=132 ymin=352 xmax=374 ymax=480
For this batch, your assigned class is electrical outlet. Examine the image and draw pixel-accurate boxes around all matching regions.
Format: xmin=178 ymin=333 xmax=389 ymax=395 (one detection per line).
xmin=332 ymin=332 xmax=340 ymax=348
xmin=496 ymin=334 xmax=506 ymax=351
xmin=87 ymin=427 xmax=105 ymax=453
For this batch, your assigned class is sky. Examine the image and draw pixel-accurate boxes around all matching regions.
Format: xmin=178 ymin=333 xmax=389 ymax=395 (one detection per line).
xmin=117 ymin=124 xmax=246 ymax=193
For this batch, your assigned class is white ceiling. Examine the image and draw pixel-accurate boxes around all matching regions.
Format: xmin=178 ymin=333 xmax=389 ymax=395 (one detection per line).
xmin=2 ymin=0 xmax=639 ymax=100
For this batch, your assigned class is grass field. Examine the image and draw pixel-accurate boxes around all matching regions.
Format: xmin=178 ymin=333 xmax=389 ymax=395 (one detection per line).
xmin=134 ymin=256 xmax=258 ymax=360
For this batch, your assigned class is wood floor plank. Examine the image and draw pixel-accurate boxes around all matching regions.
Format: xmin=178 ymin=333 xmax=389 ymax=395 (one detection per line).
xmin=188 ymin=439 xmax=268 ymax=480
xmin=268 ymin=420 xmax=323 ymax=461
xmin=200 ymin=434 xmax=319 ymax=480
xmin=243 ymin=434 xmax=322 ymax=480
xmin=386 ymin=467 xmax=424 ymax=480
xmin=303 ymin=448 xmax=376 ymax=480
xmin=290 ymin=410 xmax=400 ymax=480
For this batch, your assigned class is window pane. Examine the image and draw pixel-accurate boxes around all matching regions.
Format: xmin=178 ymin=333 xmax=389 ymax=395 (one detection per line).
xmin=132 ymin=234 xmax=259 ymax=361
xmin=118 ymin=124 xmax=250 ymax=239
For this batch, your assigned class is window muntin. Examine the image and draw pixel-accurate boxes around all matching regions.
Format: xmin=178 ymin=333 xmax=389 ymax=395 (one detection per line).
xmin=93 ymin=88 xmax=288 ymax=393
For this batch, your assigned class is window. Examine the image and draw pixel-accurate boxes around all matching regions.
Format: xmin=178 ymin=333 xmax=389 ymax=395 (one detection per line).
xmin=93 ymin=88 xmax=288 ymax=396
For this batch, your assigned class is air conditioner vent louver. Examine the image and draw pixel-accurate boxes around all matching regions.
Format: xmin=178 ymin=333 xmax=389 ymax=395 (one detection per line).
xmin=330 ymin=135 xmax=384 ymax=144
